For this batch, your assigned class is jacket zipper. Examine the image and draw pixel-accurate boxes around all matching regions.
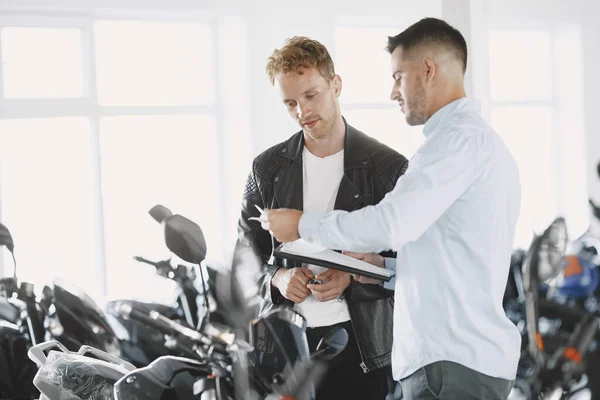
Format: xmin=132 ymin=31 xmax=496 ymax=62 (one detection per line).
xmin=349 ymin=300 xmax=370 ymax=373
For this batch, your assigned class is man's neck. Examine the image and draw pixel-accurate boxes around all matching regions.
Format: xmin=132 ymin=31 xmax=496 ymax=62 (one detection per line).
xmin=425 ymin=85 xmax=467 ymax=122
xmin=304 ymin=114 xmax=346 ymax=158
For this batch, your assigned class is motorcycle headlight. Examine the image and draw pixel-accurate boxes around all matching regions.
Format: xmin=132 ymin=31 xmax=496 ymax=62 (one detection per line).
xmin=86 ymin=320 xmax=122 ymax=357
xmin=43 ymin=304 xmax=64 ymax=337
xmin=87 ymin=320 xmax=102 ymax=335
xmin=44 ymin=314 xmax=64 ymax=338
xmin=102 ymin=338 xmax=122 ymax=358
xmin=48 ymin=318 xmax=64 ymax=337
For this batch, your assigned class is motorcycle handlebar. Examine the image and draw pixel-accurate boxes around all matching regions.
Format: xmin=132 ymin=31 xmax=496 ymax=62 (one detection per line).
xmin=115 ymin=301 xmax=210 ymax=346
xmin=133 ymin=256 xmax=163 ymax=267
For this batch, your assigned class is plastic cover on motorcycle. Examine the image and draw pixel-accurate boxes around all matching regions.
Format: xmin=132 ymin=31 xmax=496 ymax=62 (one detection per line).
xmin=33 ymin=350 xmax=130 ymax=400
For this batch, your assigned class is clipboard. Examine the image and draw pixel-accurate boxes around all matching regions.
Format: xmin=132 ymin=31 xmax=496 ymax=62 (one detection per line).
xmin=273 ymin=240 xmax=394 ymax=282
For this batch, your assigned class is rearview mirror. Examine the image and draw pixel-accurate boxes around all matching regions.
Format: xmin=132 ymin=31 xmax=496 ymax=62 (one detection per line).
xmin=0 ymin=223 xmax=14 ymax=254
xmin=213 ymin=240 xmax=262 ymax=334
xmin=311 ymin=326 xmax=348 ymax=361
xmin=163 ymin=215 xmax=207 ymax=265
xmin=522 ymin=217 xmax=568 ymax=363
xmin=148 ymin=205 xmax=173 ymax=224
xmin=536 ymin=217 xmax=569 ymax=284
xmin=148 ymin=205 xmax=207 ymax=265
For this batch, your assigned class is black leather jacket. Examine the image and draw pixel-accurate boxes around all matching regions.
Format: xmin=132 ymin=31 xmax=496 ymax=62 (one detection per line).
xmin=236 ymin=120 xmax=408 ymax=372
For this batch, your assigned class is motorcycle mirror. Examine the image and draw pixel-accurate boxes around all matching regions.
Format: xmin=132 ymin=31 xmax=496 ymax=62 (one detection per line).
xmin=536 ymin=217 xmax=569 ymax=284
xmin=149 ymin=204 xmax=173 ymax=224
xmin=0 ymin=223 xmax=17 ymax=279
xmin=311 ymin=326 xmax=348 ymax=361
xmin=590 ymin=199 xmax=600 ymax=221
xmin=0 ymin=223 xmax=14 ymax=254
xmin=163 ymin=215 xmax=207 ymax=265
xmin=521 ymin=217 xmax=568 ymax=363
xmin=215 ymin=241 xmax=262 ymax=334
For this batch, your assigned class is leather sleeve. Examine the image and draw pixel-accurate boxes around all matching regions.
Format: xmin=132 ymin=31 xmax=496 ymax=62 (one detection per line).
xmin=235 ymin=163 xmax=284 ymax=305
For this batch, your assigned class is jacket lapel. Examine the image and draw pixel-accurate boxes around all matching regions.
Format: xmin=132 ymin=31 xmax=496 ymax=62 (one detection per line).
xmin=273 ymin=158 xmax=303 ymax=211
xmin=334 ymin=174 xmax=364 ymax=212
xmin=334 ymin=120 xmax=370 ymax=212
xmin=272 ymin=122 xmax=372 ymax=213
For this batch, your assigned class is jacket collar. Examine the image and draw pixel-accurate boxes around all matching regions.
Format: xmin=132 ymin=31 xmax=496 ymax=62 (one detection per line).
xmin=273 ymin=116 xmax=368 ymax=212
xmin=278 ymin=116 xmax=373 ymax=170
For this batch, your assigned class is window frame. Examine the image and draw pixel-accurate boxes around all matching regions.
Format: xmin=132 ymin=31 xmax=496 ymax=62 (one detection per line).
xmin=0 ymin=8 xmax=227 ymax=297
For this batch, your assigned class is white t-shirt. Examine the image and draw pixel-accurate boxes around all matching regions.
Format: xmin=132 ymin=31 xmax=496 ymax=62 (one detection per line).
xmin=294 ymin=146 xmax=351 ymax=328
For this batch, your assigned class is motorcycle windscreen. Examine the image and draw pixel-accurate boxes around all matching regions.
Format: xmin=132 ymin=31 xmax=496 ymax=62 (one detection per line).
xmin=113 ymin=356 xmax=211 ymax=400
xmin=249 ymin=308 xmax=310 ymax=387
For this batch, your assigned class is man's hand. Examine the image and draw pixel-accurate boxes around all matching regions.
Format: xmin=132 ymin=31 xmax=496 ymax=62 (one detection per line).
xmin=307 ymin=269 xmax=351 ymax=302
xmin=262 ymin=208 xmax=303 ymax=242
xmin=342 ymin=251 xmax=385 ymax=284
xmin=272 ymin=267 xmax=314 ymax=303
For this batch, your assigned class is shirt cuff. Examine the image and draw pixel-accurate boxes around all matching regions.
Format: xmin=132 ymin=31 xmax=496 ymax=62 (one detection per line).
xmin=298 ymin=211 xmax=324 ymax=242
xmin=383 ymin=257 xmax=396 ymax=291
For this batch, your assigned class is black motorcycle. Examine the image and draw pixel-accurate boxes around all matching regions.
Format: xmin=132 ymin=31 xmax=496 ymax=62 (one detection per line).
xmin=0 ymin=223 xmax=39 ymax=399
xmin=28 ymin=208 xmax=347 ymax=399
xmin=0 ymin=221 xmax=122 ymax=399
xmin=47 ymin=278 xmax=121 ymax=356
xmin=105 ymin=204 xmax=223 ymax=367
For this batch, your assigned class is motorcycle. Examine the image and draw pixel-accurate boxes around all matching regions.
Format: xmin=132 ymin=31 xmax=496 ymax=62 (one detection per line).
xmin=105 ymin=204 xmax=223 ymax=367
xmin=0 ymin=223 xmax=39 ymax=399
xmin=28 ymin=208 xmax=347 ymax=399
xmin=0 ymin=220 xmax=121 ymax=399
xmin=511 ymin=217 xmax=600 ymax=399
xmin=47 ymin=278 xmax=121 ymax=356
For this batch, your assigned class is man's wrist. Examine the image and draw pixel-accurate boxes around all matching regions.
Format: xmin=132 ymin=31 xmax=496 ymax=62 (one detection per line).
xmin=271 ymin=267 xmax=283 ymax=289
xmin=298 ymin=211 xmax=323 ymax=241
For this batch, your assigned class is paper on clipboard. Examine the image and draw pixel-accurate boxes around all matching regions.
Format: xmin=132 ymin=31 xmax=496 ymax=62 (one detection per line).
xmin=274 ymin=239 xmax=394 ymax=282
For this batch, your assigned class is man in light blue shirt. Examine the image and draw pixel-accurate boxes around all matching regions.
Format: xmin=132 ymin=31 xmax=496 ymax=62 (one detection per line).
xmin=262 ymin=18 xmax=521 ymax=399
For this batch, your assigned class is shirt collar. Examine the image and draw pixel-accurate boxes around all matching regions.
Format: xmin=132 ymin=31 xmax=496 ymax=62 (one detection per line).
xmin=422 ymin=97 xmax=479 ymax=137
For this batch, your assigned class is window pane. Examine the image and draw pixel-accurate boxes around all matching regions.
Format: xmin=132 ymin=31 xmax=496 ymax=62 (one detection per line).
xmin=342 ymin=109 xmax=424 ymax=159
xmin=95 ymin=21 xmax=213 ymax=107
xmin=1 ymin=27 xmax=84 ymax=98
xmin=335 ymin=27 xmax=397 ymax=104
xmin=489 ymin=31 xmax=552 ymax=101
xmin=492 ymin=106 xmax=557 ymax=247
xmin=99 ymin=115 xmax=220 ymax=300
xmin=0 ymin=118 xmax=97 ymax=297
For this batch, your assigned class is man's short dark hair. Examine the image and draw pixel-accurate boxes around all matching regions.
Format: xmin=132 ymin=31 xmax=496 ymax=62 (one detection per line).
xmin=387 ymin=18 xmax=468 ymax=74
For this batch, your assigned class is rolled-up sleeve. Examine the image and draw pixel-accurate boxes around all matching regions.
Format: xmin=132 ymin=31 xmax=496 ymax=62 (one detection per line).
xmin=298 ymin=129 xmax=480 ymax=253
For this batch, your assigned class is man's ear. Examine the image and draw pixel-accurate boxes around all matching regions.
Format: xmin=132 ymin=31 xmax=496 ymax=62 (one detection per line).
xmin=332 ymin=74 xmax=342 ymax=97
xmin=422 ymin=56 xmax=437 ymax=84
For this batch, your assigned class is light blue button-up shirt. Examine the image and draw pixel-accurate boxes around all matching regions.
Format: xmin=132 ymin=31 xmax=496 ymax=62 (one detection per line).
xmin=299 ymin=98 xmax=522 ymax=380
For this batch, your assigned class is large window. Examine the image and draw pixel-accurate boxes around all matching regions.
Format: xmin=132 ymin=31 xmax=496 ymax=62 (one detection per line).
xmin=0 ymin=118 xmax=97 ymax=293
xmin=0 ymin=14 xmax=224 ymax=302
xmin=489 ymin=26 xmax=589 ymax=247
xmin=334 ymin=23 xmax=589 ymax=249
